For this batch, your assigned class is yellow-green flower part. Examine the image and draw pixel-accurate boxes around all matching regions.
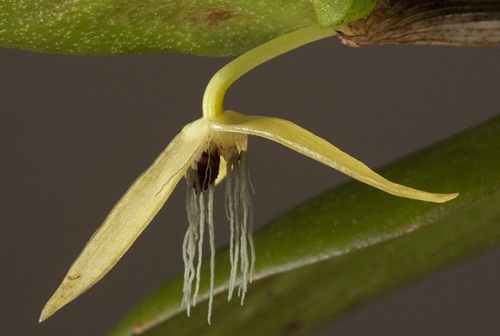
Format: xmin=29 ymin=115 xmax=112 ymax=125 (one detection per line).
xmin=40 ymin=25 xmax=457 ymax=323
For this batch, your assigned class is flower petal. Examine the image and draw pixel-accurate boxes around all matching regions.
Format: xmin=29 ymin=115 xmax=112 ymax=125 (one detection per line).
xmin=215 ymin=156 xmax=227 ymax=185
xmin=40 ymin=118 xmax=210 ymax=321
xmin=210 ymin=110 xmax=457 ymax=203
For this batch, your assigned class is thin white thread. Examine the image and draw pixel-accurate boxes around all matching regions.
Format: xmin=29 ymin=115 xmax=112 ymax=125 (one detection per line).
xmin=225 ymin=151 xmax=255 ymax=304
xmin=182 ymin=149 xmax=255 ymax=320
xmin=207 ymin=183 xmax=215 ymax=324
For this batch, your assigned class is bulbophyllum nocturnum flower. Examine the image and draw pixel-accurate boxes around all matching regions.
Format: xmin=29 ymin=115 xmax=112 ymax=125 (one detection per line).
xmin=40 ymin=25 xmax=458 ymax=323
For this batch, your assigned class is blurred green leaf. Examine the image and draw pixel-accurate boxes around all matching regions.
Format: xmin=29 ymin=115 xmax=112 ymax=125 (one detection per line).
xmin=108 ymin=116 xmax=500 ymax=335
xmin=311 ymin=0 xmax=375 ymax=26
xmin=0 ymin=0 xmax=375 ymax=56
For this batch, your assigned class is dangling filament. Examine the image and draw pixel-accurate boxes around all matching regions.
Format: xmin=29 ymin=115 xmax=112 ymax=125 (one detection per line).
xmin=225 ymin=151 xmax=255 ymax=304
xmin=183 ymin=147 xmax=255 ymax=323
xmin=183 ymin=154 xmax=216 ymax=321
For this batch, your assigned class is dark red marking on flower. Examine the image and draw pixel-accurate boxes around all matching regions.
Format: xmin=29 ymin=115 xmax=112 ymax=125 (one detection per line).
xmin=195 ymin=149 xmax=220 ymax=190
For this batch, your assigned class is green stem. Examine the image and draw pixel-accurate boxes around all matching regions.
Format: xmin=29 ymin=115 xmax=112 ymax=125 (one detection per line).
xmin=202 ymin=25 xmax=339 ymax=119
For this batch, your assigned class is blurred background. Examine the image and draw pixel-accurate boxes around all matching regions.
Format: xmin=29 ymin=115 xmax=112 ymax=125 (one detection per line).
xmin=1 ymin=35 xmax=499 ymax=335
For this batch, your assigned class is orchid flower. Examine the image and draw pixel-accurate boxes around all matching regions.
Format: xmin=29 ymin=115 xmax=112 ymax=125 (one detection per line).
xmin=40 ymin=25 xmax=458 ymax=323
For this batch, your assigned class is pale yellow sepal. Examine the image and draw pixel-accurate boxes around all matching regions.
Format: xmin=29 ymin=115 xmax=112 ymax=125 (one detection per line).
xmin=211 ymin=110 xmax=458 ymax=203
xmin=40 ymin=118 xmax=210 ymax=322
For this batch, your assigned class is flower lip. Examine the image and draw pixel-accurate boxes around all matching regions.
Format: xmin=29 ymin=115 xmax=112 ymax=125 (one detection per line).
xmin=193 ymin=149 xmax=221 ymax=190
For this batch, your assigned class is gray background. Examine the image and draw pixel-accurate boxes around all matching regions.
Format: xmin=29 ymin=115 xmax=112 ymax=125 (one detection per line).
xmin=1 ymin=36 xmax=499 ymax=335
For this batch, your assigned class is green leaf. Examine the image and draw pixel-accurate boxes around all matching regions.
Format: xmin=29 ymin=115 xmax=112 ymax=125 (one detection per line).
xmin=311 ymin=0 xmax=376 ymax=26
xmin=107 ymin=116 xmax=500 ymax=335
xmin=0 ymin=0 xmax=375 ymax=56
